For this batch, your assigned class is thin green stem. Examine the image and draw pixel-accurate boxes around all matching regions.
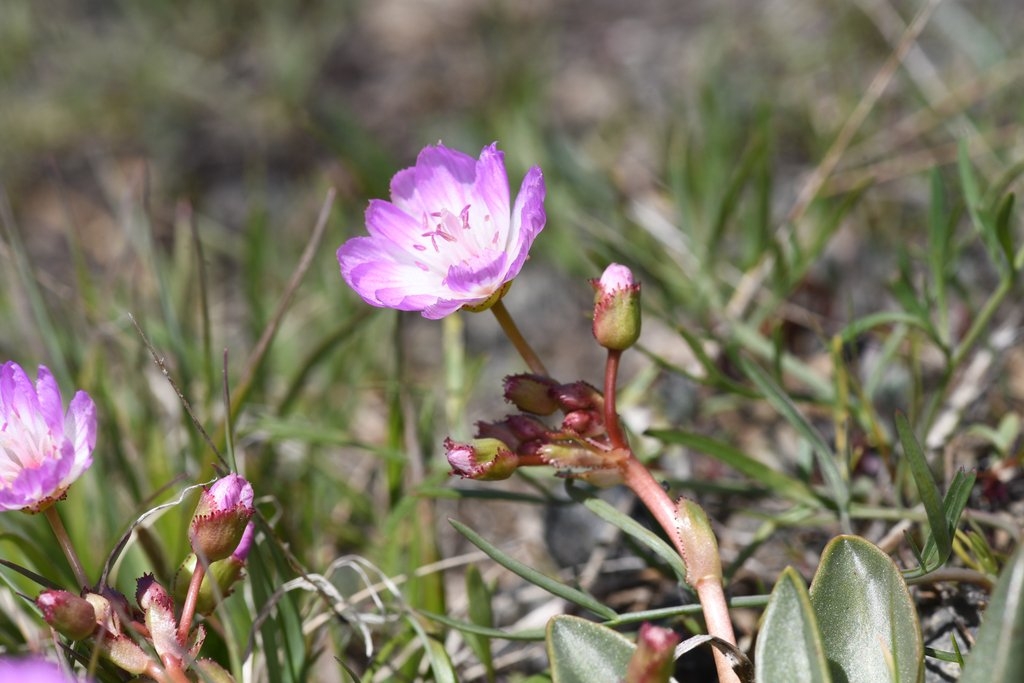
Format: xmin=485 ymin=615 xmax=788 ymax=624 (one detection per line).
xmin=42 ymin=505 xmax=89 ymax=589
xmin=490 ymin=300 xmax=549 ymax=376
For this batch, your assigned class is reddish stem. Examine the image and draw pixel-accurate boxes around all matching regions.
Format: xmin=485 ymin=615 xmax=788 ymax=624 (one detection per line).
xmin=603 ymin=350 xmax=628 ymax=449
xmin=177 ymin=561 xmax=206 ymax=645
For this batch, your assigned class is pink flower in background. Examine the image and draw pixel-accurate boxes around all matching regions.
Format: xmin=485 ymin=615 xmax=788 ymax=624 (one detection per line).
xmin=0 ymin=655 xmax=89 ymax=682
xmin=0 ymin=362 xmax=97 ymax=512
xmin=338 ymin=142 xmax=546 ymax=319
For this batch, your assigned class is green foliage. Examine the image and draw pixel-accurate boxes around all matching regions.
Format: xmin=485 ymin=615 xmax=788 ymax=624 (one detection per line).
xmin=1 ymin=1 xmax=1022 ymax=680
xmin=959 ymin=545 xmax=1024 ymax=682
xmin=546 ymin=616 xmax=635 ymax=683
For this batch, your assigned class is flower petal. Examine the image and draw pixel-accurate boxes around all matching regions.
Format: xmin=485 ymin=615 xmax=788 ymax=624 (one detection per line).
xmin=505 ymin=166 xmax=546 ymax=279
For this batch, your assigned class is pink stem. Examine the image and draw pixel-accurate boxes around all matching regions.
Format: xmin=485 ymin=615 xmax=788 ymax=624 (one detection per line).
xmin=621 ymin=458 xmax=739 ymax=683
xmin=177 ymin=561 xmax=206 ymax=645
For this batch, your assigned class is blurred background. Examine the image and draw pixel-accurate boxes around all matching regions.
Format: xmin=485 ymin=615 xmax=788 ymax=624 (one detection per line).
xmin=2 ymin=0 xmax=1023 ymax=680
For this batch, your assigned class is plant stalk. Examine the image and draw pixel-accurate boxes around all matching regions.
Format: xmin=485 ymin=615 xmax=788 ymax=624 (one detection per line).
xmin=490 ymin=300 xmax=549 ymax=376
xmin=42 ymin=505 xmax=89 ymax=589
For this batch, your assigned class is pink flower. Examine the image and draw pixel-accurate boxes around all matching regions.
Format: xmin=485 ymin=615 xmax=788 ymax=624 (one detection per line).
xmin=338 ymin=142 xmax=546 ymax=319
xmin=0 ymin=656 xmax=90 ymax=682
xmin=189 ymin=473 xmax=255 ymax=562
xmin=0 ymin=362 xmax=97 ymax=512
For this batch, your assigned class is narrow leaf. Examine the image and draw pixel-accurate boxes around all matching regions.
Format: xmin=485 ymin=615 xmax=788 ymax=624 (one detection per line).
xmin=565 ymin=482 xmax=688 ymax=585
xmin=449 ymin=519 xmax=617 ymax=620
xmin=649 ymin=429 xmax=823 ymax=509
xmin=959 ymin=545 xmax=1024 ymax=683
xmin=896 ymin=413 xmax=950 ymax=570
xmin=740 ymin=358 xmax=850 ymax=526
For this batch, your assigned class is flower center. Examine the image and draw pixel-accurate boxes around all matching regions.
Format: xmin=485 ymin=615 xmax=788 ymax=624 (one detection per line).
xmin=412 ymin=204 xmax=499 ymax=274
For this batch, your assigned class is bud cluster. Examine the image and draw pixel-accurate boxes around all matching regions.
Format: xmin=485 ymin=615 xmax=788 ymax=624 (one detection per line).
xmin=446 ymin=374 xmax=625 ymax=483
xmin=34 ymin=474 xmax=255 ymax=682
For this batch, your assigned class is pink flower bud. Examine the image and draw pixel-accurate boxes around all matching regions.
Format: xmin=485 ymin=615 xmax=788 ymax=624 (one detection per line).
xmin=505 ymin=414 xmax=551 ymax=441
xmin=561 ymin=409 xmax=604 ymax=436
xmin=474 ymin=419 xmax=522 ymax=450
xmin=625 ymin=623 xmax=680 ymax=683
xmin=503 ymin=374 xmax=560 ymax=415
xmin=446 ymin=437 xmax=518 ymax=481
xmin=551 ymin=381 xmax=603 ymax=412
xmin=189 ymin=474 xmax=255 ymax=562
xmin=37 ymin=589 xmax=97 ymax=641
xmin=592 ymin=263 xmax=641 ymax=351
xmin=136 ymin=574 xmax=184 ymax=665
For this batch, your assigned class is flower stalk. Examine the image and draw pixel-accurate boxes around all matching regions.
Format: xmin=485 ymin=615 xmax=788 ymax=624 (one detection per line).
xmin=42 ymin=505 xmax=89 ymax=589
xmin=490 ymin=300 xmax=549 ymax=376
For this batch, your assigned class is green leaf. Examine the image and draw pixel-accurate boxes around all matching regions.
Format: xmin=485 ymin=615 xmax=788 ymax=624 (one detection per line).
xmin=649 ymin=429 xmax=823 ymax=510
xmin=449 ymin=519 xmax=617 ymax=620
xmin=565 ymin=481 xmax=688 ymax=585
xmin=895 ymin=413 xmax=949 ymax=571
xmin=465 ymin=564 xmax=496 ymax=680
xmin=959 ymin=545 xmax=1024 ymax=682
xmin=755 ymin=567 xmax=831 ymax=683
xmin=547 ymin=615 xmax=635 ymax=683
xmin=740 ymin=357 xmax=850 ymax=527
xmin=906 ymin=468 xmax=976 ymax=580
xmin=994 ymin=192 xmax=1016 ymax=273
xmin=809 ymin=536 xmax=923 ymax=683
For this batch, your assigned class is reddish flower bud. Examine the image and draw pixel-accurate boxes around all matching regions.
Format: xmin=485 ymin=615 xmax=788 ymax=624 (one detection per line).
xmin=503 ymin=374 xmax=560 ymax=415
xmin=592 ymin=263 xmax=641 ymax=351
xmin=446 ymin=438 xmax=518 ymax=481
xmin=625 ymin=623 xmax=680 ymax=683
xmin=475 ymin=419 xmax=522 ymax=450
xmin=561 ymin=409 xmax=604 ymax=436
xmin=552 ymin=381 xmax=603 ymax=412
xmin=505 ymin=414 xmax=551 ymax=441
xmin=37 ymin=589 xmax=97 ymax=641
xmin=136 ymin=574 xmax=181 ymax=662
xmin=189 ymin=474 xmax=255 ymax=562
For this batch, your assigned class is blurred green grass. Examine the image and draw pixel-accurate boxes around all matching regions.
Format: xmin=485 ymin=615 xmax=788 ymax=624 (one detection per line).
xmin=2 ymin=0 xmax=1024 ymax=680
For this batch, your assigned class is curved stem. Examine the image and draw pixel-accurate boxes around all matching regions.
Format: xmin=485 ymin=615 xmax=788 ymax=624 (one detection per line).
xmin=177 ymin=561 xmax=206 ymax=645
xmin=43 ymin=505 xmax=89 ymax=589
xmin=603 ymin=350 xmax=628 ymax=449
xmin=490 ymin=300 xmax=549 ymax=376
xmin=621 ymin=457 xmax=739 ymax=683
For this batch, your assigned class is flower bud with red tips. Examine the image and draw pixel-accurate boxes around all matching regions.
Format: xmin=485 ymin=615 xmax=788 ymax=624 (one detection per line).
xmin=625 ymin=623 xmax=680 ymax=683
xmin=189 ymin=474 xmax=255 ymax=562
xmin=37 ymin=589 xmax=97 ymax=641
xmin=552 ymin=381 xmax=603 ymax=412
xmin=474 ymin=419 xmax=522 ymax=450
xmin=446 ymin=438 xmax=518 ymax=481
xmin=136 ymin=574 xmax=181 ymax=662
xmin=562 ymin=409 xmax=604 ymax=436
xmin=505 ymin=414 xmax=551 ymax=442
xmin=503 ymin=374 xmax=560 ymax=415
xmin=592 ymin=263 xmax=641 ymax=351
